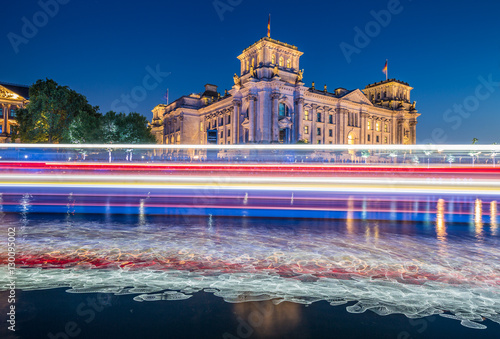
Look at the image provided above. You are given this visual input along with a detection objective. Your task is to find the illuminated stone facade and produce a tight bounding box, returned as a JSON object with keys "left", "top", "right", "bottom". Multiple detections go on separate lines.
{"left": 0, "top": 82, "right": 29, "bottom": 143}
{"left": 151, "top": 37, "right": 420, "bottom": 146}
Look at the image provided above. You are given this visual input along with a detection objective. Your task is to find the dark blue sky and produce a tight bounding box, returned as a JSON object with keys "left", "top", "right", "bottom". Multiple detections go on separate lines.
{"left": 2, "top": 0, "right": 500, "bottom": 143}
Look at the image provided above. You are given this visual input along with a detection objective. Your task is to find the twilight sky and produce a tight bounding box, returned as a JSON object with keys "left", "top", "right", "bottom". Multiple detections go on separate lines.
{"left": 1, "top": 0, "right": 500, "bottom": 144}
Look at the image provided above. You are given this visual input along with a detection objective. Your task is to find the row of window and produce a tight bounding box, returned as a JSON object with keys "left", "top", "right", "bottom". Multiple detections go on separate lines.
{"left": 303, "top": 126, "right": 390, "bottom": 143}
{"left": 0, "top": 108, "right": 17, "bottom": 118}
{"left": 245, "top": 55, "right": 293, "bottom": 72}
{"left": 367, "top": 121, "right": 389, "bottom": 132}
{"left": 207, "top": 115, "right": 232, "bottom": 129}
{"left": 304, "top": 110, "right": 335, "bottom": 123}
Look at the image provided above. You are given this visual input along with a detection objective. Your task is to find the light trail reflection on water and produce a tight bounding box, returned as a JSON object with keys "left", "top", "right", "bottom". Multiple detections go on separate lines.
{"left": 0, "top": 208, "right": 499, "bottom": 330}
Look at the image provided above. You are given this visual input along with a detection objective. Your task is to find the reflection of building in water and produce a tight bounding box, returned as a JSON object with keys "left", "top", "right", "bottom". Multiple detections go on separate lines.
{"left": 151, "top": 34, "right": 420, "bottom": 149}
{"left": 436, "top": 199, "right": 447, "bottom": 242}
{"left": 491, "top": 201, "right": 497, "bottom": 235}
{"left": 230, "top": 301, "right": 301, "bottom": 338}
{"left": 346, "top": 196, "right": 355, "bottom": 234}
{"left": 475, "top": 199, "right": 483, "bottom": 237}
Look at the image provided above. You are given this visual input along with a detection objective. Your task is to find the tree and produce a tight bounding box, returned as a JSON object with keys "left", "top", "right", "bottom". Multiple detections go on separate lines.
{"left": 101, "top": 111, "right": 155, "bottom": 144}
{"left": 101, "top": 111, "right": 156, "bottom": 162}
{"left": 13, "top": 79, "right": 99, "bottom": 143}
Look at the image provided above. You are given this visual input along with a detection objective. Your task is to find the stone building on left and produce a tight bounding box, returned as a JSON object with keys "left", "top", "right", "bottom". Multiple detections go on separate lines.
{"left": 0, "top": 82, "right": 29, "bottom": 143}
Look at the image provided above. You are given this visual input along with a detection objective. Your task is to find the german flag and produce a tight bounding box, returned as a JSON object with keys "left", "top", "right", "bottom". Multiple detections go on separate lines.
{"left": 268, "top": 14, "right": 271, "bottom": 38}
{"left": 382, "top": 60, "right": 388, "bottom": 79}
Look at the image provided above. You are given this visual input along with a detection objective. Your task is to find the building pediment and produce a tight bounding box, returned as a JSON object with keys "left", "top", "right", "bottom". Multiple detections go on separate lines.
{"left": 278, "top": 117, "right": 293, "bottom": 129}
{"left": 340, "top": 89, "right": 373, "bottom": 106}
{"left": 0, "top": 83, "right": 29, "bottom": 101}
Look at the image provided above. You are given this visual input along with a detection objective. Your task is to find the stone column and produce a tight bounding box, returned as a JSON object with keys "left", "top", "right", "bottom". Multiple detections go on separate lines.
{"left": 1, "top": 104, "right": 7, "bottom": 135}
{"left": 232, "top": 100, "right": 241, "bottom": 144}
{"left": 322, "top": 107, "right": 328, "bottom": 144}
{"left": 410, "top": 120, "right": 417, "bottom": 144}
{"left": 248, "top": 95, "right": 256, "bottom": 142}
{"left": 337, "top": 108, "right": 347, "bottom": 144}
{"left": 271, "top": 92, "right": 280, "bottom": 142}
{"left": 311, "top": 104, "right": 317, "bottom": 144}
{"left": 360, "top": 112, "right": 369, "bottom": 144}
{"left": 258, "top": 91, "right": 268, "bottom": 142}
{"left": 397, "top": 118, "right": 404, "bottom": 144}
{"left": 295, "top": 98, "right": 304, "bottom": 142}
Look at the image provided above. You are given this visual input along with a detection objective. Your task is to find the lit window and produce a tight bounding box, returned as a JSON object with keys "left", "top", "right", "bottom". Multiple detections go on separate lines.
{"left": 0, "top": 108, "right": 3, "bottom": 118}
{"left": 9, "top": 108, "right": 16, "bottom": 118}
{"left": 304, "top": 110, "right": 309, "bottom": 121}
{"left": 329, "top": 115, "right": 333, "bottom": 124}
{"left": 317, "top": 140, "right": 321, "bottom": 144}
{"left": 287, "top": 59, "right": 291, "bottom": 68}
{"left": 384, "top": 136, "right": 388, "bottom": 143}
{"left": 347, "top": 133, "right": 355, "bottom": 145}
{"left": 384, "top": 124, "right": 388, "bottom": 132}
{"left": 329, "top": 129, "right": 333, "bottom": 137}
{"left": 271, "top": 55, "right": 276, "bottom": 64}
{"left": 317, "top": 128, "right": 321, "bottom": 136}
{"left": 252, "top": 58, "right": 255, "bottom": 67}
{"left": 304, "top": 126, "right": 309, "bottom": 134}
{"left": 376, "top": 122, "right": 380, "bottom": 131}
{"left": 317, "top": 113, "right": 321, "bottom": 122}
{"left": 367, "top": 121, "right": 371, "bottom": 130}
{"left": 279, "top": 103, "right": 289, "bottom": 117}
{"left": 279, "top": 57, "right": 284, "bottom": 67}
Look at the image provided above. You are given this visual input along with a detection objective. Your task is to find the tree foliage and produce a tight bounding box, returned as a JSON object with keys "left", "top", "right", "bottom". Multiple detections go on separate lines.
{"left": 12, "top": 79, "right": 155, "bottom": 144}
{"left": 13, "top": 79, "right": 99, "bottom": 143}
{"left": 101, "top": 111, "right": 156, "bottom": 144}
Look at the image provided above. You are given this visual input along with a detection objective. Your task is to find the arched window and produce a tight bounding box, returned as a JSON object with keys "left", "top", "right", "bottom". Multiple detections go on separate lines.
{"left": 279, "top": 57, "right": 284, "bottom": 67}
{"left": 347, "top": 132, "right": 356, "bottom": 145}
{"left": 271, "top": 55, "right": 276, "bottom": 64}
{"left": 287, "top": 59, "right": 291, "bottom": 68}
{"left": 279, "top": 103, "right": 289, "bottom": 117}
